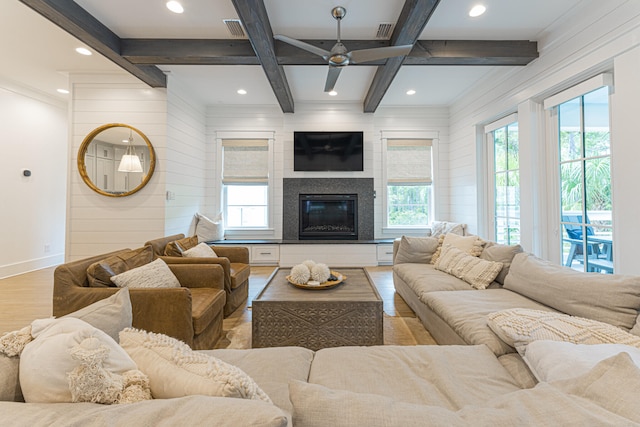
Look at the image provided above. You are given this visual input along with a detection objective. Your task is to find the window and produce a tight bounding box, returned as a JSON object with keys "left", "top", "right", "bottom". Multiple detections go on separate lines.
{"left": 386, "top": 139, "right": 432, "bottom": 227}
{"left": 486, "top": 117, "right": 520, "bottom": 244}
{"left": 222, "top": 139, "right": 269, "bottom": 228}
{"left": 545, "top": 76, "right": 613, "bottom": 273}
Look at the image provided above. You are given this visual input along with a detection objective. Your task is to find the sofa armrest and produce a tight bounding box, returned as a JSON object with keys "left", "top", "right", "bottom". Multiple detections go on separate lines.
{"left": 128, "top": 287, "right": 194, "bottom": 346}
{"left": 168, "top": 263, "right": 225, "bottom": 291}
{"left": 392, "top": 238, "right": 401, "bottom": 264}
{"left": 208, "top": 246, "right": 250, "bottom": 264}
{"left": 162, "top": 256, "right": 232, "bottom": 292}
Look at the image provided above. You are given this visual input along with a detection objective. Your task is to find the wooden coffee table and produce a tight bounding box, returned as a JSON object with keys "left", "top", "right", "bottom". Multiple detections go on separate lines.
{"left": 252, "top": 268, "right": 383, "bottom": 350}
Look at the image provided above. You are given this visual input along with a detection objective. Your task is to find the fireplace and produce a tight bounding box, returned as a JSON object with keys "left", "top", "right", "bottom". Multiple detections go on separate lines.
{"left": 299, "top": 194, "right": 358, "bottom": 240}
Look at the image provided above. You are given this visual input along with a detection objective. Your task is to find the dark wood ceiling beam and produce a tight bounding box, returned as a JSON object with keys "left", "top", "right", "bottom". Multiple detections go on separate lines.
{"left": 18, "top": 0, "right": 166, "bottom": 87}
{"left": 231, "top": 0, "right": 294, "bottom": 113}
{"left": 363, "top": 0, "right": 441, "bottom": 113}
{"left": 122, "top": 39, "right": 538, "bottom": 66}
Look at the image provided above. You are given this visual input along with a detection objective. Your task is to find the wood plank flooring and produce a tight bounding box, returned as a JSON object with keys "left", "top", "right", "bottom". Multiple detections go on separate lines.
{"left": 0, "top": 265, "right": 434, "bottom": 345}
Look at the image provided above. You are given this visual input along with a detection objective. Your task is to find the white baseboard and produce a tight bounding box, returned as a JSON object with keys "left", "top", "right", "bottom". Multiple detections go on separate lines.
{"left": 0, "top": 254, "right": 64, "bottom": 280}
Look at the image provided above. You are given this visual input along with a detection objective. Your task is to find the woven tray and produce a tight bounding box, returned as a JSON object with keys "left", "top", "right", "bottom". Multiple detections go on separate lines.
{"left": 286, "top": 271, "right": 345, "bottom": 290}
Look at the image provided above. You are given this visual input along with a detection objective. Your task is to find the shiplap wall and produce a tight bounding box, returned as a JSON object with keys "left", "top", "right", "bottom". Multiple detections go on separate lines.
{"left": 0, "top": 83, "right": 67, "bottom": 278}
{"left": 67, "top": 74, "right": 169, "bottom": 260}
{"left": 164, "top": 76, "right": 207, "bottom": 237}
{"left": 206, "top": 102, "right": 449, "bottom": 240}
{"left": 447, "top": 0, "right": 640, "bottom": 273}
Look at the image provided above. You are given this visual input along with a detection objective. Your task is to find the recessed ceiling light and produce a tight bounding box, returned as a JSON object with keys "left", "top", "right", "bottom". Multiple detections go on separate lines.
{"left": 237, "top": 89, "right": 247, "bottom": 95}
{"left": 57, "top": 88, "right": 69, "bottom": 94}
{"left": 406, "top": 89, "right": 416, "bottom": 95}
{"left": 75, "top": 47, "right": 92, "bottom": 56}
{"left": 166, "top": 1, "right": 184, "bottom": 14}
{"left": 469, "top": 5, "right": 486, "bottom": 17}
{"left": 328, "top": 91, "right": 338, "bottom": 96}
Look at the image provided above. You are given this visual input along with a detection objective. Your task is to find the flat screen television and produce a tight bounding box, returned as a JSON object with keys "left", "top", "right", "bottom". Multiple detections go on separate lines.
{"left": 294, "top": 131, "right": 364, "bottom": 172}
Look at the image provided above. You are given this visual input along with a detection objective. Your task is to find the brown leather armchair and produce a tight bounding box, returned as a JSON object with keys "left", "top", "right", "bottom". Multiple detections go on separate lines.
{"left": 145, "top": 235, "right": 251, "bottom": 317}
{"left": 53, "top": 247, "right": 226, "bottom": 350}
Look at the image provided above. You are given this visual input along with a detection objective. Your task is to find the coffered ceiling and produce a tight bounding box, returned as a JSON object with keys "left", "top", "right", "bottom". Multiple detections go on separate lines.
{"left": 6, "top": 0, "right": 584, "bottom": 112}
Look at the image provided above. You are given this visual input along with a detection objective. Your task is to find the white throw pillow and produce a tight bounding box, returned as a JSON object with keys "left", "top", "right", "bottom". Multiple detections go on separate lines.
{"left": 431, "top": 233, "right": 484, "bottom": 264}
{"left": 119, "top": 328, "right": 271, "bottom": 403}
{"left": 19, "top": 318, "right": 137, "bottom": 403}
{"left": 195, "top": 212, "right": 224, "bottom": 242}
{"left": 429, "top": 221, "right": 466, "bottom": 237}
{"left": 435, "top": 245, "right": 503, "bottom": 290}
{"left": 183, "top": 242, "right": 218, "bottom": 258}
{"left": 520, "top": 340, "right": 640, "bottom": 383}
{"left": 110, "top": 258, "right": 180, "bottom": 289}
{"left": 487, "top": 308, "right": 640, "bottom": 350}
{"left": 63, "top": 288, "right": 132, "bottom": 342}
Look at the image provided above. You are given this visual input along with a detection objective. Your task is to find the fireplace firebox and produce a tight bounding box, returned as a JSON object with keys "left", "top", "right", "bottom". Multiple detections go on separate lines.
{"left": 299, "top": 194, "right": 358, "bottom": 240}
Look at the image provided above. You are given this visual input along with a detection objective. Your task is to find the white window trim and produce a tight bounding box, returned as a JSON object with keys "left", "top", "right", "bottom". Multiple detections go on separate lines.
{"left": 215, "top": 131, "right": 275, "bottom": 235}
{"left": 380, "top": 130, "right": 439, "bottom": 234}
{"left": 543, "top": 73, "right": 613, "bottom": 110}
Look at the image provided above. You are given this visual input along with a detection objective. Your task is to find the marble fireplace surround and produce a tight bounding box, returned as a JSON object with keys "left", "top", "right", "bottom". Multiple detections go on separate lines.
{"left": 282, "top": 178, "right": 375, "bottom": 241}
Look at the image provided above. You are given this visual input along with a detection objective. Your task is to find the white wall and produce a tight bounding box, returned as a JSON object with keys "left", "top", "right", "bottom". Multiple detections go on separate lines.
{"left": 165, "top": 76, "right": 208, "bottom": 237}
{"left": 206, "top": 102, "right": 449, "bottom": 240}
{"left": 448, "top": 0, "right": 640, "bottom": 273}
{"left": 67, "top": 74, "right": 169, "bottom": 260}
{"left": 0, "top": 82, "right": 67, "bottom": 278}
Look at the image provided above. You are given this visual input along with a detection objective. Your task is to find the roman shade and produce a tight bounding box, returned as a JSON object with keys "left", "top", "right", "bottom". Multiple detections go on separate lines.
{"left": 222, "top": 139, "right": 268, "bottom": 184}
{"left": 386, "top": 139, "right": 432, "bottom": 184}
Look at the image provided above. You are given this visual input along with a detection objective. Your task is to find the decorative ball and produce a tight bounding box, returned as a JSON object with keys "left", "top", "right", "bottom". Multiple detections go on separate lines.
{"left": 302, "top": 259, "right": 316, "bottom": 271}
{"left": 311, "top": 263, "right": 331, "bottom": 283}
{"left": 290, "top": 264, "right": 311, "bottom": 284}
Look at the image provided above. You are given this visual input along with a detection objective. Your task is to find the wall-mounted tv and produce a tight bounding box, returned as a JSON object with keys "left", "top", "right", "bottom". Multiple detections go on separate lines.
{"left": 294, "top": 131, "right": 364, "bottom": 172}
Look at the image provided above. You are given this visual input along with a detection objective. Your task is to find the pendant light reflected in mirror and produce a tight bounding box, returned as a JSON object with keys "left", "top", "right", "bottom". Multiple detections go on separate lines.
{"left": 118, "top": 129, "right": 143, "bottom": 173}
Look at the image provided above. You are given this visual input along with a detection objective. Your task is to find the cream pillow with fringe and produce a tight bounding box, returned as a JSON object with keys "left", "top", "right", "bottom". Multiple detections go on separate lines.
{"left": 431, "top": 233, "right": 484, "bottom": 265}
{"left": 119, "top": 328, "right": 272, "bottom": 403}
{"left": 434, "top": 244, "right": 503, "bottom": 290}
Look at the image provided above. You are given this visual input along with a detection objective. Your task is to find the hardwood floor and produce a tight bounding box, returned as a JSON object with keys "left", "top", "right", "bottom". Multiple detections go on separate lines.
{"left": 0, "top": 265, "right": 434, "bottom": 345}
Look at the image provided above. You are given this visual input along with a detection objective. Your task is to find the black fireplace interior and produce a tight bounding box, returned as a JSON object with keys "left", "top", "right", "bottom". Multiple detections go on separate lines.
{"left": 299, "top": 194, "right": 358, "bottom": 240}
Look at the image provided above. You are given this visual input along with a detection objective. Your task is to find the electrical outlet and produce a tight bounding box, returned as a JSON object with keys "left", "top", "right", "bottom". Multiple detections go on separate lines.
{"left": 44, "top": 244, "right": 51, "bottom": 253}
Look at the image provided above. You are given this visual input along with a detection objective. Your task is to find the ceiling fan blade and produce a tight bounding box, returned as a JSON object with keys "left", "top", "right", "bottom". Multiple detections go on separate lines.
{"left": 349, "top": 44, "right": 414, "bottom": 64}
{"left": 274, "top": 34, "right": 331, "bottom": 59}
{"left": 324, "top": 66, "right": 342, "bottom": 92}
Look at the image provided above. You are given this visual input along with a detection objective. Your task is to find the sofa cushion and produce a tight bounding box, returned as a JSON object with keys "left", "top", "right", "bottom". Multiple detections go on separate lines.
{"left": 208, "top": 346, "right": 315, "bottom": 415}
{"left": 434, "top": 245, "right": 503, "bottom": 290}
{"left": 164, "top": 236, "right": 198, "bottom": 256}
{"left": 422, "top": 289, "right": 557, "bottom": 356}
{"left": 20, "top": 318, "right": 137, "bottom": 403}
{"left": 431, "top": 233, "right": 484, "bottom": 264}
{"left": 190, "top": 288, "right": 226, "bottom": 335}
{"left": 308, "top": 345, "right": 520, "bottom": 408}
{"left": 505, "top": 253, "right": 640, "bottom": 330}
{"left": 0, "top": 354, "right": 21, "bottom": 402}
{"left": 110, "top": 258, "right": 181, "bottom": 289}
{"left": 183, "top": 242, "right": 218, "bottom": 258}
{"left": 487, "top": 308, "right": 640, "bottom": 350}
{"left": 480, "top": 242, "right": 523, "bottom": 285}
{"left": 119, "top": 328, "right": 271, "bottom": 402}
{"left": 86, "top": 246, "right": 154, "bottom": 287}
{"left": 394, "top": 236, "right": 440, "bottom": 264}
{"left": 393, "top": 263, "right": 474, "bottom": 299}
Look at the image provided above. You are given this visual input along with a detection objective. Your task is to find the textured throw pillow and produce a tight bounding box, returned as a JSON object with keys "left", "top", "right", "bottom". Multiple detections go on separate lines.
{"left": 195, "top": 212, "right": 224, "bottom": 242}
{"left": 183, "top": 242, "right": 218, "bottom": 258}
{"left": 63, "top": 288, "right": 132, "bottom": 343}
{"left": 110, "top": 258, "right": 180, "bottom": 289}
{"left": 429, "top": 221, "right": 466, "bottom": 237}
{"left": 479, "top": 242, "right": 523, "bottom": 285}
{"left": 119, "top": 328, "right": 271, "bottom": 402}
{"left": 164, "top": 236, "right": 199, "bottom": 257}
{"left": 87, "top": 246, "right": 154, "bottom": 287}
{"left": 520, "top": 340, "right": 640, "bottom": 383}
{"left": 487, "top": 308, "right": 640, "bottom": 350}
{"left": 434, "top": 245, "right": 504, "bottom": 290}
{"left": 394, "top": 236, "right": 440, "bottom": 264}
{"left": 19, "top": 318, "right": 138, "bottom": 403}
{"left": 431, "top": 233, "right": 484, "bottom": 264}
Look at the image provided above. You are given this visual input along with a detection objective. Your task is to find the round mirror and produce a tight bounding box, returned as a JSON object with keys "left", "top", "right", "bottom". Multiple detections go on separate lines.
{"left": 78, "top": 124, "right": 156, "bottom": 197}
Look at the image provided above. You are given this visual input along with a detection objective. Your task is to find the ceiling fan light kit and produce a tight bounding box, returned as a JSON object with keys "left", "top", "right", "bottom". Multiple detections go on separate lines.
{"left": 274, "top": 6, "right": 413, "bottom": 93}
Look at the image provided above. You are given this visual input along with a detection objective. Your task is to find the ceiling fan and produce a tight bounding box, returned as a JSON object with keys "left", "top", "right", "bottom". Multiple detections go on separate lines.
{"left": 274, "top": 6, "right": 414, "bottom": 92}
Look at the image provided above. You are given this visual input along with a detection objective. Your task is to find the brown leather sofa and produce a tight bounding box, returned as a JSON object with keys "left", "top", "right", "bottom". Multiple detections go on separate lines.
{"left": 53, "top": 247, "right": 226, "bottom": 350}
{"left": 145, "top": 234, "right": 251, "bottom": 317}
